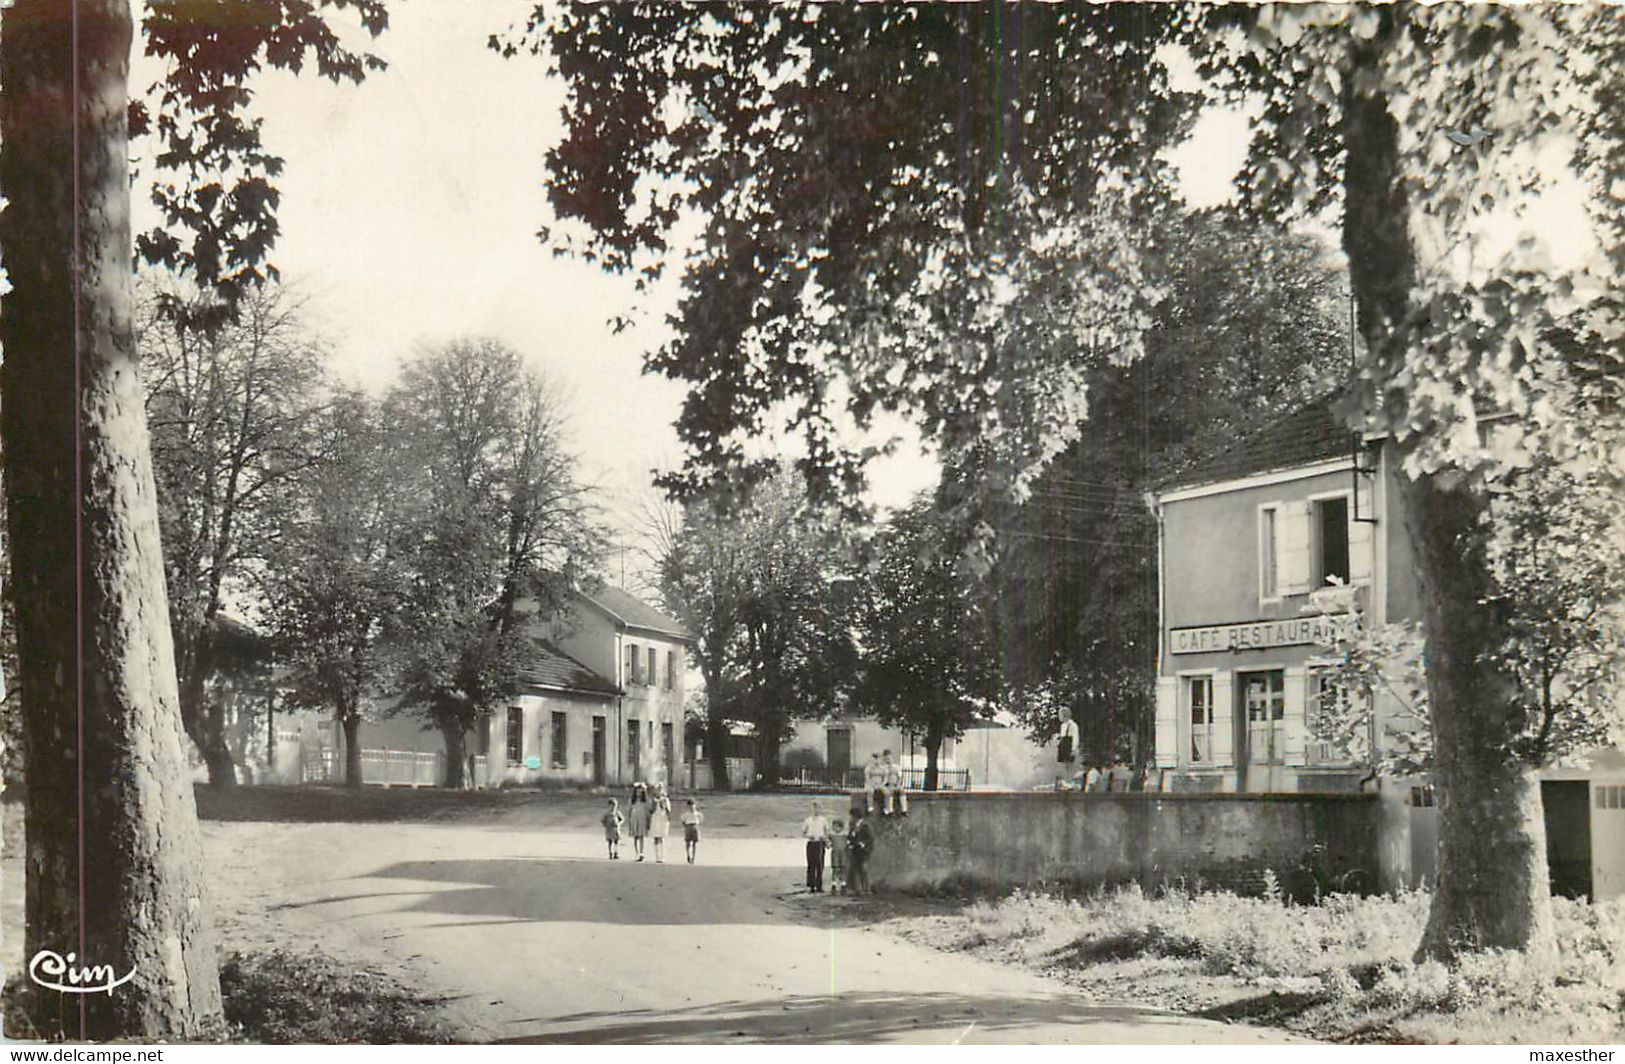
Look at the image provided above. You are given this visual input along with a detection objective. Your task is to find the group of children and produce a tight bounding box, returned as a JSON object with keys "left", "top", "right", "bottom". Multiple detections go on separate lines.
{"left": 799, "top": 800, "right": 875, "bottom": 895}
{"left": 601, "top": 783, "right": 705, "bottom": 864}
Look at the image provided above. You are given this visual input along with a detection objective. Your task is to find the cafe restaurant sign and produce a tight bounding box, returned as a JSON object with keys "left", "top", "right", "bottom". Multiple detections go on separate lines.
{"left": 1169, "top": 613, "right": 1354, "bottom": 655}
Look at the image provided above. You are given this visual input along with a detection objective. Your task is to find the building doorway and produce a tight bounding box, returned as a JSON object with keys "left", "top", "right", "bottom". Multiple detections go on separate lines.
{"left": 827, "top": 727, "right": 852, "bottom": 784}
{"left": 1542, "top": 780, "right": 1593, "bottom": 900}
{"left": 1237, "top": 670, "right": 1285, "bottom": 792}
{"left": 591, "top": 716, "right": 606, "bottom": 786}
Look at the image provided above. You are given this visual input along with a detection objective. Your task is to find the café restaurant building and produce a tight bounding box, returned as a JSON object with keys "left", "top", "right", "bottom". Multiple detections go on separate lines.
{"left": 1147, "top": 397, "right": 1625, "bottom": 900}
{"left": 1146, "top": 397, "right": 1419, "bottom": 794}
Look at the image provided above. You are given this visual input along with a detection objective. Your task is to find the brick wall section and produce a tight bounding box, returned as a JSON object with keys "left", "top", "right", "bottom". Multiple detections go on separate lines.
{"left": 860, "top": 791, "right": 1391, "bottom": 900}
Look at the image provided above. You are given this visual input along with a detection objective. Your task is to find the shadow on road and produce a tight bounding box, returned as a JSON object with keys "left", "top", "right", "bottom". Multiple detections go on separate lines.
{"left": 496, "top": 990, "right": 1210, "bottom": 1043}
{"left": 305, "top": 856, "right": 821, "bottom": 926}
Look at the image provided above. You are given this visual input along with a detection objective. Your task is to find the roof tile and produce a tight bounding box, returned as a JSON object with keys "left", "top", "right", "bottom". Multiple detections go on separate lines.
{"left": 518, "top": 639, "right": 619, "bottom": 696}
{"left": 1160, "top": 394, "right": 1355, "bottom": 492}
{"left": 582, "top": 586, "right": 694, "bottom": 640}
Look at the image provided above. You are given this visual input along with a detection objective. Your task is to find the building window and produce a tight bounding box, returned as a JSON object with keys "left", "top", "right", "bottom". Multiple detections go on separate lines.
{"left": 1307, "top": 669, "right": 1355, "bottom": 763}
{"left": 1259, "top": 505, "right": 1279, "bottom": 601}
{"left": 1241, "top": 670, "right": 1285, "bottom": 764}
{"left": 662, "top": 722, "right": 675, "bottom": 771}
{"left": 647, "top": 647, "right": 657, "bottom": 688}
{"left": 1315, "top": 496, "right": 1351, "bottom": 586}
{"left": 627, "top": 719, "right": 641, "bottom": 769}
{"left": 1188, "top": 676, "right": 1214, "bottom": 763}
{"left": 665, "top": 650, "right": 676, "bottom": 691}
{"left": 625, "top": 642, "right": 639, "bottom": 686}
{"left": 506, "top": 706, "right": 524, "bottom": 764}
{"left": 550, "top": 711, "right": 567, "bottom": 769}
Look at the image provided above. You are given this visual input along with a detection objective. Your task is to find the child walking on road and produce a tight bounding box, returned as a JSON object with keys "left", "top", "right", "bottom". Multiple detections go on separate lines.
{"left": 602, "top": 798, "right": 624, "bottom": 860}
{"left": 681, "top": 798, "right": 704, "bottom": 864}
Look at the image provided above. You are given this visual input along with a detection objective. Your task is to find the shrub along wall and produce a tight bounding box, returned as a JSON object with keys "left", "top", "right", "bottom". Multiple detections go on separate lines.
{"left": 861, "top": 791, "right": 1403, "bottom": 900}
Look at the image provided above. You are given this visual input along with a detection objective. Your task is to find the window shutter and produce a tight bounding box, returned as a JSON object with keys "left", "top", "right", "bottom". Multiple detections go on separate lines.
{"left": 1349, "top": 487, "right": 1374, "bottom": 584}
{"left": 1282, "top": 667, "right": 1308, "bottom": 764}
{"left": 1277, "top": 501, "right": 1313, "bottom": 594}
{"left": 1209, "top": 673, "right": 1235, "bottom": 765}
{"left": 1154, "top": 677, "right": 1178, "bottom": 767}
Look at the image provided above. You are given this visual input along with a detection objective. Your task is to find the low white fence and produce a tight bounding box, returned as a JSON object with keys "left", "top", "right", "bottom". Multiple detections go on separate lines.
{"left": 311, "top": 748, "right": 442, "bottom": 787}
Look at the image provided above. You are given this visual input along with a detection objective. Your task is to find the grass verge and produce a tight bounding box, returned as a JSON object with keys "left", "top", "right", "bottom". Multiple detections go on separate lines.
{"left": 887, "top": 883, "right": 1625, "bottom": 1044}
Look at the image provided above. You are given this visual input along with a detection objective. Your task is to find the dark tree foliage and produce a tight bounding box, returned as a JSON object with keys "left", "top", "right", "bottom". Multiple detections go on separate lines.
{"left": 997, "top": 210, "right": 1350, "bottom": 764}
{"left": 503, "top": 3, "right": 1194, "bottom": 513}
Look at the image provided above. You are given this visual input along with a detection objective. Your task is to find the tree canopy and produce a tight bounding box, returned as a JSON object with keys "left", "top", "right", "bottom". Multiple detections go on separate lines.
{"left": 504, "top": 3, "right": 1195, "bottom": 513}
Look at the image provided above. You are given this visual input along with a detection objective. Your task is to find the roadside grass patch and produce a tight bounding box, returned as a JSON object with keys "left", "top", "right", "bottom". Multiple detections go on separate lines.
{"left": 4, "top": 950, "right": 453, "bottom": 1043}
{"left": 900, "top": 885, "right": 1625, "bottom": 1043}
{"left": 220, "top": 949, "right": 454, "bottom": 1043}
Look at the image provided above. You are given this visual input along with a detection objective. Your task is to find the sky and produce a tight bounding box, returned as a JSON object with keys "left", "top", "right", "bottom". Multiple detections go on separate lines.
{"left": 128, "top": 4, "right": 1256, "bottom": 547}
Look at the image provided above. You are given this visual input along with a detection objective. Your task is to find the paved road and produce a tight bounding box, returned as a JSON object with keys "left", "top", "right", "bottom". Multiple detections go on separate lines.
{"left": 212, "top": 800, "right": 1306, "bottom": 1045}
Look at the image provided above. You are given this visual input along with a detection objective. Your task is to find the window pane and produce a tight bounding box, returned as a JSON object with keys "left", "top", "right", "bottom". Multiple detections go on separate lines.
{"left": 1319, "top": 497, "right": 1350, "bottom": 585}
{"left": 506, "top": 707, "right": 524, "bottom": 763}
{"left": 551, "top": 711, "right": 567, "bottom": 768}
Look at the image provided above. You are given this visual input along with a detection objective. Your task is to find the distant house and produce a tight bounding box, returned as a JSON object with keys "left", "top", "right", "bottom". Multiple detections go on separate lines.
{"left": 1146, "top": 396, "right": 1625, "bottom": 900}
{"left": 781, "top": 716, "right": 964, "bottom": 788}
{"left": 360, "top": 584, "right": 694, "bottom": 790}
{"left": 490, "top": 584, "right": 694, "bottom": 789}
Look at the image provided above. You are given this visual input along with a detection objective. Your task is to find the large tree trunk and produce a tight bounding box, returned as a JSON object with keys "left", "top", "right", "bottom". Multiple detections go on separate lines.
{"left": 340, "top": 712, "right": 363, "bottom": 789}
{"left": 1399, "top": 466, "right": 1554, "bottom": 960}
{"left": 754, "top": 721, "right": 782, "bottom": 788}
{"left": 440, "top": 717, "right": 468, "bottom": 789}
{"left": 178, "top": 630, "right": 236, "bottom": 787}
{"left": 1341, "top": 29, "right": 1553, "bottom": 961}
{"left": 0, "top": 0, "right": 224, "bottom": 1038}
{"left": 923, "top": 732, "right": 941, "bottom": 792}
{"left": 705, "top": 704, "right": 731, "bottom": 791}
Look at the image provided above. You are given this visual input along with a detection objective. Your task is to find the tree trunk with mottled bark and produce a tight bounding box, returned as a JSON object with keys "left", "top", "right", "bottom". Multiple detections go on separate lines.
{"left": 923, "top": 734, "right": 941, "bottom": 792}
{"left": 705, "top": 708, "right": 731, "bottom": 791}
{"left": 1398, "top": 466, "right": 1555, "bottom": 959}
{"left": 1341, "top": 33, "right": 1554, "bottom": 961}
{"left": 340, "top": 711, "right": 363, "bottom": 789}
{"left": 0, "top": 0, "right": 224, "bottom": 1037}
{"left": 440, "top": 716, "right": 468, "bottom": 789}
{"left": 178, "top": 633, "right": 237, "bottom": 786}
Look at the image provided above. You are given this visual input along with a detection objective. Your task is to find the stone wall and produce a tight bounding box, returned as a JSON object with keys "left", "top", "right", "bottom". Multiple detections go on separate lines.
{"left": 860, "top": 790, "right": 1401, "bottom": 900}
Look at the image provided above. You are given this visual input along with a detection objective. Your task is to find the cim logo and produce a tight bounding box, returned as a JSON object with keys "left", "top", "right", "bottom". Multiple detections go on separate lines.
{"left": 27, "top": 950, "right": 135, "bottom": 995}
